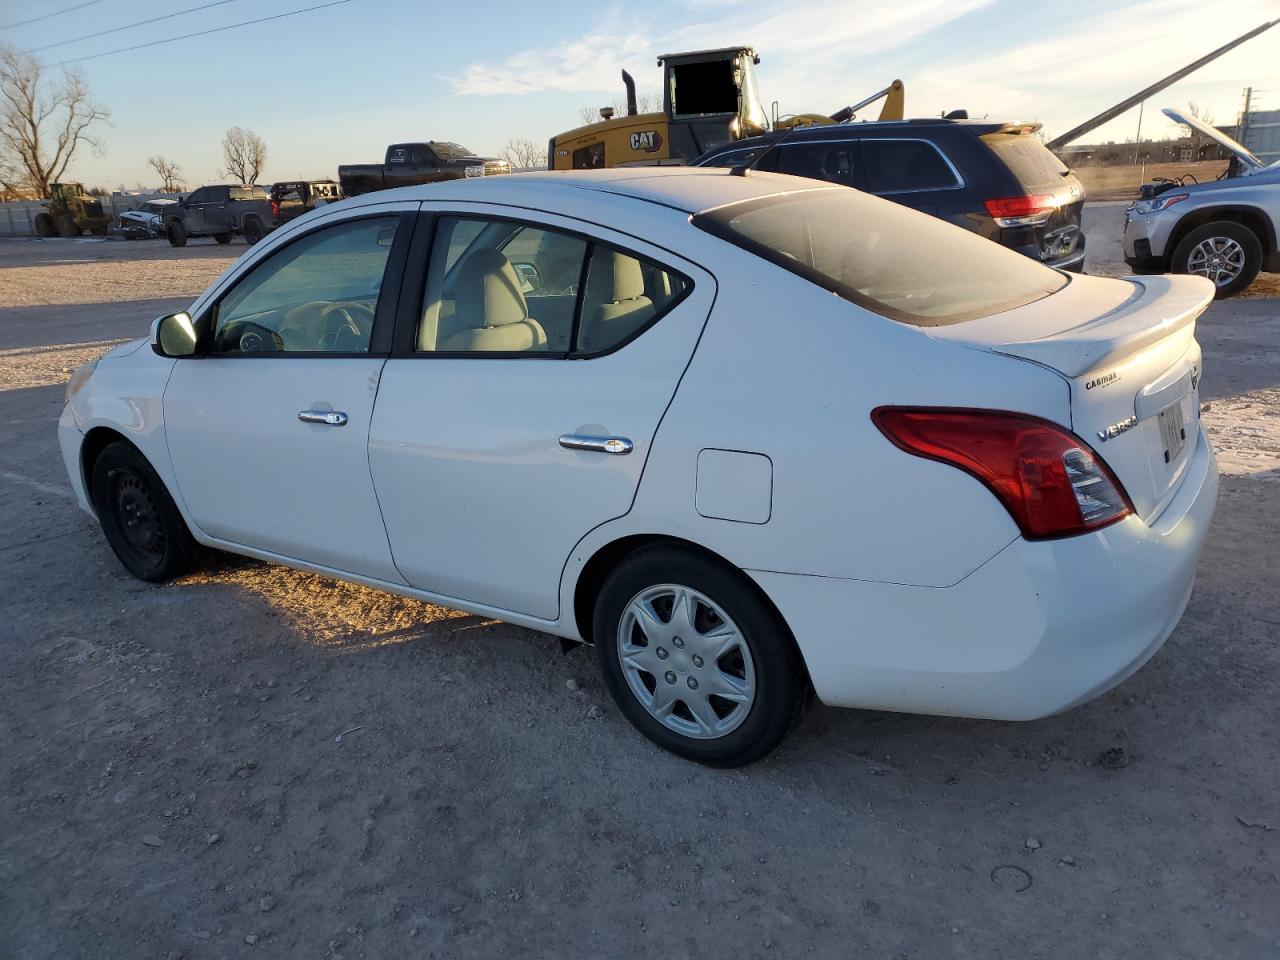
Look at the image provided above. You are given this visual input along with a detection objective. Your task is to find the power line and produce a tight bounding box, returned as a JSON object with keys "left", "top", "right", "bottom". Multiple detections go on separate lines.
{"left": 1, "top": 0, "right": 107, "bottom": 31}
{"left": 54, "top": 0, "right": 353, "bottom": 66}
{"left": 34, "top": 0, "right": 245, "bottom": 53}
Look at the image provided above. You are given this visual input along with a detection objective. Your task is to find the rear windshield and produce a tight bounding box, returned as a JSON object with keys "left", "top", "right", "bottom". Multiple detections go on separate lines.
{"left": 230, "top": 186, "right": 268, "bottom": 200}
{"left": 692, "top": 188, "right": 1068, "bottom": 326}
{"left": 983, "top": 134, "right": 1069, "bottom": 189}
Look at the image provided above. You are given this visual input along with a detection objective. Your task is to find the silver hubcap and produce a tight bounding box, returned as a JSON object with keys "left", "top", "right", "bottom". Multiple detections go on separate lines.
{"left": 1187, "top": 237, "right": 1245, "bottom": 287}
{"left": 616, "top": 584, "right": 756, "bottom": 740}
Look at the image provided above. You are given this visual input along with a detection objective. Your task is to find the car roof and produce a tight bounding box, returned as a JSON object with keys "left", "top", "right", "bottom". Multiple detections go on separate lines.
{"left": 344, "top": 168, "right": 834, "bottom": 215}
{"left": 701, "top": 119, "right": 1033, "bottom": 153}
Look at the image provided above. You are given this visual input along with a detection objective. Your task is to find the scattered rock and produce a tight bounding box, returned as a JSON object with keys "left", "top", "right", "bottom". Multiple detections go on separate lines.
{"left": 1025, "top": 838, "right": 1041, "bottom": 851}
{"left": 259, "top": 895, "right": 276, "bottom": 913}
{"left": 565, "top": 678, "right": 579, "bottom": 692}
{"left": 195, "top": 930, "right": 211, "bottom": 940}
{"left": 113, "top": 784, "right": 140, "bottom": 805}
{"left": 244, "top": 934, "right": 258, "bottom": 945}
{"left": 1059, "top": 855, "right": 1076, "bottom": 866}
{"left": 141, "top": 834, "right": 163, "bottom": 847}
{"left": 1236, "top": 816, "right": 1275, "bottom": 831}
{"left": 1098, "top": 747, "right": 1129, "bottom": 770}
{"left": 206, "top": 833, "right": 222, "bottom": 846}
{"left": 586, "top": 705, "right": 604, "bottom": 720}
{"left": 409, "top": 928, "right": 418, "bottom": 937}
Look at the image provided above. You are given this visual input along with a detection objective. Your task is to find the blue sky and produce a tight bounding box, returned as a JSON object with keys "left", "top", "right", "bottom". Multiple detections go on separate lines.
{"left": 2, "top": 0, "right": 1277, "bottom": 188}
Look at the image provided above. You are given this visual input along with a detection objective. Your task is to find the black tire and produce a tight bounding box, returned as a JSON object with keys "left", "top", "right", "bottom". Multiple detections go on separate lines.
{"left": 167, "top": 221, "right": 187, "bottom": 247}
{"left": 1171, "top": 221, "right": 1262, "bottom": 299}
{"left": 593, "top": 546, "right": 809, "bottom": 767}
{"left": 90, "top": 224, "right": 108, "bottom": 236}
{"left": 242, "top": 218, "right": 264, "bottom": 246}
{"left": 213, "top": 233, "right": 232, "bottom": 245}
{"left": 56, "top": 214, "right": 79, "bottom": 238}
{"left": 33, "top": 212, "right": 54, "bottom": 238}
{"left": 90, "top": 441, "right": 197, "bottom": 582}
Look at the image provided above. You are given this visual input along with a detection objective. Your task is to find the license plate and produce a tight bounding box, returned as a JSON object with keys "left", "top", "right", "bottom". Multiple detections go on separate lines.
{"left": 1158, "top": 402, "right": 1186, "bottom": 464}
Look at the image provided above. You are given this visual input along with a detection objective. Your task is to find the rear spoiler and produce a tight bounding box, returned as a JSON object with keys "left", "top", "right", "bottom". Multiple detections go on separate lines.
{"left": 987, "top": 122, "right": 1043, "bottom": 137}
{"left": 992, "top": 275, "right": 1213, "bottom": 377}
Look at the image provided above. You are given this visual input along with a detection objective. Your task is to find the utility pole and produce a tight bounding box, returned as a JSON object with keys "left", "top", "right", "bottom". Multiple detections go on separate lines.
{"left": 1240, "top": 86, "right": 1254, "bottom": 150}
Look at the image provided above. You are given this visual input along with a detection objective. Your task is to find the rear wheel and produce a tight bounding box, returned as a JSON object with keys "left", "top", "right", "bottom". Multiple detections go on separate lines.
{"left": 593, "top": 546, "right": 808, "bottom": 767}
{"left": 213, "top": 233, "right": 231, "bottom": 245}
{"left": 1171, "top": 221, "right": 1262, "bottom": 299}
{"left": 33, "top": 212, "right": 54, "bottom": 237}
{"left": 242, "top": 218, "right": 264, "bottom": 246}
{"left": 90, "top": 442, "right": 197, "bottom": 582}
{"left": 167, "top": 221, "right": 187, "bottom": 247}
{"left": 56, "top": 214, "right": 79, "bottom": 238}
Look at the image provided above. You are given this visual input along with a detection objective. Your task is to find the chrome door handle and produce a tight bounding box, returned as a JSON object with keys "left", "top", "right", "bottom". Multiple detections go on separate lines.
{"left": 298, "top": 409, "right": 349, "bottom": 426}
{"left": 559, "top": 434, "right": 633, "bottom": 455}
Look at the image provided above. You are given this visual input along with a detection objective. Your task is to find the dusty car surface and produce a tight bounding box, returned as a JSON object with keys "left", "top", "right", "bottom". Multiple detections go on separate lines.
{"left": 59, "top": 169, "right": 1218, "bottom": 766}
{"left": 1125, "top": 108, "right": 1280, "bottom": 297}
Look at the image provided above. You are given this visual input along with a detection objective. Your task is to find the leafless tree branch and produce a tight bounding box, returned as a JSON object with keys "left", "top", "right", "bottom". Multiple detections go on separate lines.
{"left": 220, "top": 126, "right": 267, "bottom": 184}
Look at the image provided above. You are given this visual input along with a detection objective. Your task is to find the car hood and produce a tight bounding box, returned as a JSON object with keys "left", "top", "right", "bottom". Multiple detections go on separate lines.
{"left": 1162, "top": 107, "right": 1267, "bottom": 173}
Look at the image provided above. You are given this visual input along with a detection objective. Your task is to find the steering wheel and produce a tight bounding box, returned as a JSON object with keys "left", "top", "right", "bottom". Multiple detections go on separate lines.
{"left": 317, "top": 301, "right": 374, "bottom": 350}
{"left": 235, "top": 321, "right": 283, "bottom": 353}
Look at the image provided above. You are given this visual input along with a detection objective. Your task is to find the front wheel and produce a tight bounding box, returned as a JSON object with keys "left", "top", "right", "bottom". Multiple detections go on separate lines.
{"left": 91, "top": 442, "right": 197, "bottom": 582}
{"left": 593, "top": 547, "right": 808, "bottom": 767}
{"left": 33, "top": 213, "right": 54, "bottom": 237}
{"left": 1171, "top": 221, "right": 1262, "bottom": 299}
{"left": 167, "top": 221, "right": 187, "bottom": 247}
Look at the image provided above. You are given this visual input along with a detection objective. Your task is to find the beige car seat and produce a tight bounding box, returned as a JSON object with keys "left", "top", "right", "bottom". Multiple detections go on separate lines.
{"left": 440, "top": 249, "right": 548, "bottom": 352}
{"left": 578, "top": 251, "right": 655, "bottom": 353}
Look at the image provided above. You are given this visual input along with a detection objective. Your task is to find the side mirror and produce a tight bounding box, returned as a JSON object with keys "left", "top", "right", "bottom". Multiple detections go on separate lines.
{"left": 151, "top": 312, "right": 198, "bottom": 357}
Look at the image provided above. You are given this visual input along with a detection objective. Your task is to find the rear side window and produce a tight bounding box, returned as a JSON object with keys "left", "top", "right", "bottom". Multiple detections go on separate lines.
{"left": 983, "top": 134, "right": 1068, "bottom": 189}
{"left": 776, "top": 141, "right": 859, "bottom": 187}
{"left": 862, "top": 140, "right": 959, "bottom": 193}
{"left": 692, "top": 188, "right": 1067, "bottom": 326}
{"left": 699, "top": 145, "right": 771, "bottom": 168}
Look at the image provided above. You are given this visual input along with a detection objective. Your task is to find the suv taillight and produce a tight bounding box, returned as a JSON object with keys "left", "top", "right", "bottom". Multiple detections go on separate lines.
{"left": 984, "top": 194, "right": 1056, "bottom": 227}
{"left": 872, "top": 407, "right": 1133, "bottom": 539}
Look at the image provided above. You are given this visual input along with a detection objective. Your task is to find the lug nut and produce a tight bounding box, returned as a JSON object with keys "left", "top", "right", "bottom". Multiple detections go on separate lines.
{"left": 687, "top": 677, "right": 699, "bottom": 690}
{"left": 656, "top": 647, "right": 669, "bottom": 660}
{"left": 664, "top": 671, "right": 677, "bottom": 685}
{"left": 692, "top": 655, "right": 704, "bottom": 668}
{"left": 673, "top": 636, "right": 685, "bottom": 649}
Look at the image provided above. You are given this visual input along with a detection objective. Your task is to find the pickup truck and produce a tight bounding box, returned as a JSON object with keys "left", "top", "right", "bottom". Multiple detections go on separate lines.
{"left": 268, "top": 179, "right": 343, "bottom": 230}
{"left": 165, "top": 184, "right": 273, "bottom": 247}
{"left": 338, "top": 142, "right": 510, "bottom": 197}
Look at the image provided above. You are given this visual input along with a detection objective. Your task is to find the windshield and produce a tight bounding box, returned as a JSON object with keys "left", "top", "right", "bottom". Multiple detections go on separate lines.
{"left": 429, "top": 142, "right": 477, "bottom": 160}
{"left": 693, "top": 188, "right": 1069, "bottom": 326}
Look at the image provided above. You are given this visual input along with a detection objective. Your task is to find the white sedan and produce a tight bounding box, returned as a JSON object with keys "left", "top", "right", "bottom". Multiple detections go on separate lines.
{"left": 59, "top": 169, "right": 1219, "bottom": 766}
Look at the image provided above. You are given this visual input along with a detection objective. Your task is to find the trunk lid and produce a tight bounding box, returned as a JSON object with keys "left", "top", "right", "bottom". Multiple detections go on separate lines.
{"left": 930, "top": 273, "right": 1214, "bottom": 521}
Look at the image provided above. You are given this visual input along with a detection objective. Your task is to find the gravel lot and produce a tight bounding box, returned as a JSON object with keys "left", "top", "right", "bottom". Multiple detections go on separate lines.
{"left": 1, "top": 219, "right": 1278, "bottom": 959}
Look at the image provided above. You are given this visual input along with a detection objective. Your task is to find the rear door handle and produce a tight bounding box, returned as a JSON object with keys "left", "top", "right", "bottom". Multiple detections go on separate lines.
{"left": 298, "top": 410, "right": 349, "bottom": 426}
{"left": 559, "top": 434, "right": 633, "bottom": 455}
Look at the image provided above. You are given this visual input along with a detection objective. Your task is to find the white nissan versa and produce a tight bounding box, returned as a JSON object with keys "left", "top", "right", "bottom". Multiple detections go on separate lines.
{"left": 59, "top": 169, "right": 1219, "bottom": 766}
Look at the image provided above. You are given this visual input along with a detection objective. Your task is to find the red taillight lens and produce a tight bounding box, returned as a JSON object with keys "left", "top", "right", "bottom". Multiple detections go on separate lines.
{"left": 270, "top": 200, "right": 281, "bottom": 217}
{"left": 872, "top": 407, "right": 1133, "bottom": 539}
{"left": 984, "top": 194, "right": 1056, "bottom": 227}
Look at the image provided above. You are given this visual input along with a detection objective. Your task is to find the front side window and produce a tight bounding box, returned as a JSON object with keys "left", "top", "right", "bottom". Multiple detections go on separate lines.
{"left": 776, "top": 141, "right": 859, "bottom": 187}
{"left": 211, "top": 215, "right": 399, "bottom": 354}
{"left": 418, "top": 217, "right": 689, "bottom": 355}
{"left": 862, "top": 140, "right": 959, "bottom": 193}
{"left": 573, "top": 143, "right": 606, "bottom": 169}
{"left": 693, "top": 189, "right": 1066, "bottom": 326}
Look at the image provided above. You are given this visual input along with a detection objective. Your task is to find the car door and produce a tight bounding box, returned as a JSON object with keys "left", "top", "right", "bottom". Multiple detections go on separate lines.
{"left": 203, "top": 186, "right": 232, "bottom": 233}
{"left": 182, "top": 187, "right": 209, "bottom": 233}
{"left": 774, "top": 138, "right": 865, "bottom": 190}
{"left": 860, "top": 138, "right": 964, "bottom": 219}
{"left": 163, "top": 206, "right": 417, "bottom": 581}
{"left": 368, "top": 207, "right": 715, "bottom": 620}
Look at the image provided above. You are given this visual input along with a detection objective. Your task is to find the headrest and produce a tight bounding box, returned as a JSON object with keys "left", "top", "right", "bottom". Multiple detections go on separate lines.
{"left": 455, "top": 249, "right": 529, "bottom": 328}
{"left": 587, "top": 250, "right": 646, "bottom": 303}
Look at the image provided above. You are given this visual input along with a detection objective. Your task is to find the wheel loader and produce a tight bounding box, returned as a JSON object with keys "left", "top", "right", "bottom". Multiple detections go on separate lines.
{"left": 33, "top": 182, "right": 111, "bottom": 238}
{"left": 547, "top": 46, "right": 904, "bottom": 170}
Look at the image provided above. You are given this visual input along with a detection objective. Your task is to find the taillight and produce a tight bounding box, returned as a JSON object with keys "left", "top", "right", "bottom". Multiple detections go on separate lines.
{"left": 270, "top": 200, "right": 280, "bottom": 217}
{"left": 871, "top": 407, "right": 1133, "bottom": 539}
{"left": 984, "top": 194, "right": 1057, "bottom": 227}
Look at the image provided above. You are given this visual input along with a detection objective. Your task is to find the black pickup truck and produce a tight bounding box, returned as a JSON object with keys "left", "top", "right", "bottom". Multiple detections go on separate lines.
{"left": 338, "top": 142, "right": 510, "bottom": 197}
{"left": 268, "top": 179, "right": 343, "bottom": 229}
{"left": 166, "top": 184, "right": 273, "bottom": 246}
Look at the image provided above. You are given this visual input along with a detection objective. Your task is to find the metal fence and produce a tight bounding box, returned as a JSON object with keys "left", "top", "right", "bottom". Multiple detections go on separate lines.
{"left": 0, "top": 193, "right": 184, "bottom": 238}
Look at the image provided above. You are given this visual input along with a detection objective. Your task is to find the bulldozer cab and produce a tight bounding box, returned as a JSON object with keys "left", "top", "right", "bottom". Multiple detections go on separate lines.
{"left": 49, "top": 182, "right": 88, "bottom": 201}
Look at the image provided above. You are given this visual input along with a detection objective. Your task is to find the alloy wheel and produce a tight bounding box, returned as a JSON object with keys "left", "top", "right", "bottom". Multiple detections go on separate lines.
{"left": 616, "top": 584, "right": 756, "bottom": 739}
{"left": 1187, "top": 236, "right": 1245, "bottom": 287}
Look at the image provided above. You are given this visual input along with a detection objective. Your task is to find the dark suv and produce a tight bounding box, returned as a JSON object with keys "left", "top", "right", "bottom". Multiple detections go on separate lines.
{"left": 694, "top": 120, "right": 1086, "bottom": 272}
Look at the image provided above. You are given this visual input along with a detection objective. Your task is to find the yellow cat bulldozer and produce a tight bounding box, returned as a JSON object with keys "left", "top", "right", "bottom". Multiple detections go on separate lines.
{"left": 548, "top": 46, "right": 903, "bottom": 170}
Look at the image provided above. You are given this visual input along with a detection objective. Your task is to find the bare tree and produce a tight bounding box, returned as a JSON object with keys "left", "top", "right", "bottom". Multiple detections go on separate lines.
{"left": 147, "top": 154, "right": 184, "bottom": 192}
{"left": 500, "top": 137, "right": 545, "bottom": 170}
{"left": 576, "top": 91, "right": 662, "bottom": 126}
{"left": 1177, "top": 101, "right": 1217, "bottom": 160}
{"left": 220, "top": 126, "right": 267, "bottom": 184}
{"left": 0, "top": 45, "right": 110, "bottom": 198}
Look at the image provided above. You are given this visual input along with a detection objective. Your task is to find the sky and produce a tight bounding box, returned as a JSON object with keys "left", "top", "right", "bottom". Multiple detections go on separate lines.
{"left": 1, "top": 0, "right": 1277, "bottom": 190}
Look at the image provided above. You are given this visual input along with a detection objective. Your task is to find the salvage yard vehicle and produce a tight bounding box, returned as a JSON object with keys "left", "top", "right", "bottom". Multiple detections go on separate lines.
{"left": 33, "top": 182, "right": 111, "bottom": 238}
{"left": 269, "top": 180, "right": 342, "bottom": 230}
{"left": 338, "top": 142, "right": 509, "bottom": 197}
{"left": 116, "top": 198, "right": 177, "bottom": 239}
{"left": 60, "top": 169, "right": 1218, "bottom": 766}
{"left": 1124, "top": 107, "right": 1280, "bottom": 298}
{"left": 696, "top": 119, "right": 1087, "bottom": 271}
{"left": 166, "top": 184, "right": 272, "bottom": 247}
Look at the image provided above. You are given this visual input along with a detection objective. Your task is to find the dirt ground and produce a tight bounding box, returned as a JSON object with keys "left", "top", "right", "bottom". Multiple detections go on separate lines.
{"left": 1075, "top": 160, "right": 1230, "bottom": 202}
{"left": 1, "top": 222, "right": 1278, "bottom": 960}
